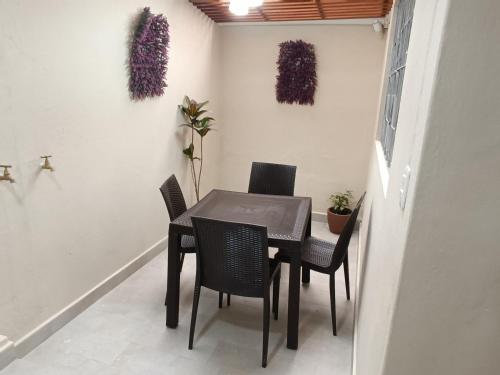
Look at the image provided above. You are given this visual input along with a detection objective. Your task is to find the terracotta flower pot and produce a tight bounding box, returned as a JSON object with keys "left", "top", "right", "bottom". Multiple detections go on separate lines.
{"left": 327, "top": 208, "right": 352, "bottom": 234}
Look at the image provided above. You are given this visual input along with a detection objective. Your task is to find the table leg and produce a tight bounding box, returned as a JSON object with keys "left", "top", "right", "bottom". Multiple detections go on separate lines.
{"left": 166, "top": 228, "right": 181, "bottom": 328}
{"left": 302, "top": 207, "right": 312, "bottom": 284}
{"left": 287, "top": 251, "right": 301, "bottom": 349}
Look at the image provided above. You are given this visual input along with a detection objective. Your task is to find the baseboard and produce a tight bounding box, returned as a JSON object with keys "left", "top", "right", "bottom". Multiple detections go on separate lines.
{"left": 0, "top": 336, "right": 16, "bottom": 370}
{"left": 312, "top": 211, "right": 327, "bottom": 222}
{"left": 8, "top": 236, "right": 167, "bottom": 366}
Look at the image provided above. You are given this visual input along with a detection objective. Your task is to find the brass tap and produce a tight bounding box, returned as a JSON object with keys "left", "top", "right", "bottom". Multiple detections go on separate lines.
{"left": 41, "top": 156, "right": 54, "bottom": 172}
{"left": 0, "top": 165, "right": 15, "bottom": 183}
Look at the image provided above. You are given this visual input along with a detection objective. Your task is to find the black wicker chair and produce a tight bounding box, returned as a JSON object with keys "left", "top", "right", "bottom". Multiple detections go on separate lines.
{"left": 248, "top": 162, "right": 297, "bottom": 196}
{"left": 159, "top": 175, "right": 195, "bottom": 273}
{"left": 189, "top": 217, "right": 281, "bottom": 368}
{"left": 276, "top": 193, "right": 365, "bottom": 336}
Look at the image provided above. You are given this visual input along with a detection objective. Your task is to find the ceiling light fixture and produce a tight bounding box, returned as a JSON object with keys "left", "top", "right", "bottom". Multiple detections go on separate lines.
{"left": 229, "top": 0, "right": 249, "bottom": 16}
{"left": 229, "top": 0, "right": 263, "bottom": 16}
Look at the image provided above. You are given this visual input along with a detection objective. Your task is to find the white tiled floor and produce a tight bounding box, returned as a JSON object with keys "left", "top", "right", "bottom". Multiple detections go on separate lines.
{"left": 2, "top": 222, "right": 358, "bottom": 375}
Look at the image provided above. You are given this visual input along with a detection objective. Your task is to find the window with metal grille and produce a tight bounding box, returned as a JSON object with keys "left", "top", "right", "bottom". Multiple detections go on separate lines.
{"left": 378, "top": 0, "right": 416, "bottom": 166}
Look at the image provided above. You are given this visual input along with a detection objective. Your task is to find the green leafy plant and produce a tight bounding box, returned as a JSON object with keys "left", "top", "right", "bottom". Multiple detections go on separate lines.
{"left": 329, "top": 190, "right": 353, "bottom": 215}
{"left": 179, "top": 96, "right": 215, "bottom": 202}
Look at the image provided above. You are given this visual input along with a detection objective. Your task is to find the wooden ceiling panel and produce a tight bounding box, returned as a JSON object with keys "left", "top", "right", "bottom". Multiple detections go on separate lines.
{"left": 189, "top": 0, "right": 393, "bottom": 23}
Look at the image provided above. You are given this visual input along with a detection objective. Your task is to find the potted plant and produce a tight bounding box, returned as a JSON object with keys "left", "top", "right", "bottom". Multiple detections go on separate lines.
{"left": 179, "top": 96, "right": 215, "bottom": 202}
{"left": 327, "top": 190, "right": 354, "bottom": 234}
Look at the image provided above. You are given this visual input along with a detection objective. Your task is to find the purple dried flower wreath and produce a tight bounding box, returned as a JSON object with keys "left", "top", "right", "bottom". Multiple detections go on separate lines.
{"left": 129, "top": 8, "right": 169, "bottom": 100}
{"left": 276, "top": 40, "right": 317, "bottom": 105}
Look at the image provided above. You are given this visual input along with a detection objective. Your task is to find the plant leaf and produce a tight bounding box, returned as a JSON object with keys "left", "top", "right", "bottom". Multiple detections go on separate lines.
{"left": 196, "top": 100, "right": 209, "bottom": 110}
{"left": 183, "top": 143, "right": 194, "bottom": 159}
{"left": 199, "top": 117, "right": 214, "bottom": 127}
{"left": 196, "top": 127, "right": 211, "bottom": 137}
{"left": 193, "top": 110, "right": 207, "bottom": 119}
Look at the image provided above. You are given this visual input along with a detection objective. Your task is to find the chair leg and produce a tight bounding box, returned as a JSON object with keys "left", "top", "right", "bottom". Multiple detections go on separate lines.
{"left": 343, "top": 253, "right": 350, "bottom": 301}
{"left": 262, "top": 295, "right": 270, "bottom": 368}
{"left": 302, "top": 266, "right": 310, "bottom": 284}
{"left": 188, "top": 285, "right": 201, "bottom": 349}
{"left": 330, "top": 274, "right": 337, "bottom": 336}
{"left": 179, "top": 252, "right": 185, "bottom": 273}
{"left": 272, "top": 269, "right": 281, "bottom": 320}
{"left": 218, "top": 291, "right": 223, "bottom": 308}
{"left": 227, "top": 294, "right": 231, "bottom": 306}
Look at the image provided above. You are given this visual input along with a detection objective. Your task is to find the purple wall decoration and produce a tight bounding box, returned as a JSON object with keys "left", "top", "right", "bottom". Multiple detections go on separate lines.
{"left": 276, "top": 40, "right": 317, "bottom": 105}
{"left": 129, "top": 8, "right": 169, "bottom": 100}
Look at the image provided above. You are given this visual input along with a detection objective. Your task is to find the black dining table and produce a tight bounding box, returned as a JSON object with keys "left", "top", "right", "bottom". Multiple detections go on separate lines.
{"left": 165, "top": 189, "right": 312, "bottom": 350}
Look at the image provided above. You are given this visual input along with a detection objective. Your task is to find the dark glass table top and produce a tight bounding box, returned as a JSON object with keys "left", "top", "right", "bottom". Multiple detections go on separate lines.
{"left": 170, "top": 190, "right": 312, "bottom": 245}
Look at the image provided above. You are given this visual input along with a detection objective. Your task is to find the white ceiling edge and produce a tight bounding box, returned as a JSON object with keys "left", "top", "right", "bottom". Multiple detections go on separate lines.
{"left": 218, "top": 17, "right": 386, "bottom": 27}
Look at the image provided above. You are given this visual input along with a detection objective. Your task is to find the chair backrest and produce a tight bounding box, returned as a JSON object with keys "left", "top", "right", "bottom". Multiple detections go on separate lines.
{"left": 330, "top": 193, "right": 366, "bottom": 272}
{"left": 159, "top": 175, "right": 188, "bottom": 221}
{"left": 191, "top": 217, "right": 270, "bottom": 298}
{"left": 248, "top": 162, "right": 297, "bottom": 196}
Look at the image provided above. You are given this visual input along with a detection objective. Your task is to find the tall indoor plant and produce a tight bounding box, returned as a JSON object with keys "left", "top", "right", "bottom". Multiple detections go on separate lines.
{"left": 327, "top": 190, "right": 354, "bottom": 234}
{"left": 179, "top": 96, "right": 215, "bottom": 202}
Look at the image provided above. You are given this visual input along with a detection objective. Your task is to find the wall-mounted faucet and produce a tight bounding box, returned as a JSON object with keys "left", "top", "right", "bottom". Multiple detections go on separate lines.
{"left": 41, "top": 156, "right": 54, "bottom": 172}
{"left": 0, "top": 165, "right": 15, "bottom": 183}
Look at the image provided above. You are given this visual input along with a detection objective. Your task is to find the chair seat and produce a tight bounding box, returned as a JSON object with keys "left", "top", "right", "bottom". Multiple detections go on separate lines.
{"left": 181, "top": 235, "right": 196, "bottom": 252}
{"left": 274, "top": 237, "right": 335, "bottom": 269}
{"left": 301, "top": 237, "right": 335, "bottom": 269}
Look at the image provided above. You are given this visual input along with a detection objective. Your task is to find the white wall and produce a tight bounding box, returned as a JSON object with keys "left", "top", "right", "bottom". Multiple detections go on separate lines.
{"left": 355, "top": 0, "right": 500, "bottom": 374}
{"left": 354, "top": 2, "right": 448, "bottom": 373}
{"left": 218, "top": 25, "right": 386, "bottom": 212}
{"left": 0, "top": 0, "right": 221, "bottom": 344}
